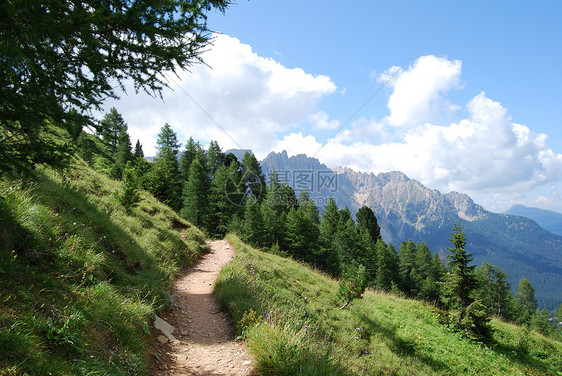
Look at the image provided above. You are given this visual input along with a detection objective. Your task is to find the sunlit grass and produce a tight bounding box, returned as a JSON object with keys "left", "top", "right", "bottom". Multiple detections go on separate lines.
{"left": 0, "top": 158, "right": 206, "bottom": 375}
{"left": 215, "top": 234, "right": 562, "bottom": 376}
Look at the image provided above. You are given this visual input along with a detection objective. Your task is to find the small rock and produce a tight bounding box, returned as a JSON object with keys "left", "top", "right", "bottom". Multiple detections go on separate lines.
{"left": 243, "top": 360, "right": 252, "bottom": 365}
{"left": 154, "top": 315, "right": 177, "bottom": 341}
{"left": 157, "top": 335, "right": 169, "bottom": 344}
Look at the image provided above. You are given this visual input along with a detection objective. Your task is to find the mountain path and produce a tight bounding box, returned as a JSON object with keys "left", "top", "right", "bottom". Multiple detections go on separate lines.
{"left": 152, "top": 240, "right": 254, "bottom": 376}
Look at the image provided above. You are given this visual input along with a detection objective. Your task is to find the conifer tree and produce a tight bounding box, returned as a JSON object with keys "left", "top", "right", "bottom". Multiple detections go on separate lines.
{"left": 334, "top": 215, "right": 362, "bottom": 266}
{"left": 116, "top": 161, "right": 140, "bottom": 209}
{"left": 442, "top": 222, "right": 477, "bottom": 314}
{"left": 145, "top": 124, "right": 182, "bottom": 210}
{"left": 133, "top": 140, "right": 144, "bottom": 161}
{"left": 1, "top": 0, "right": 229, "bottom": 171}
{"left": 157, "top": 123, "right": 181, "bottom": 155}
{"left": 181, "top": 155, "right": 210, "bottom": 227}
{"left": 241, "top": 152, "right": 266, "bottom": 201}
{"left": 423, "top": 253, "right": 446, "bottom": 302}
{"left": 241, "top": 196, "right": 265, "bottom": 246}
{"left": 398, "top": 240, "right": 417, "bottom": 295}
{"left": 411, "top": 242, "right": 434, "bottom": 300}
{"left": 298, "top": 191, "right": 320, "bottom": 225}
{"left": 206, "top": 140, "right": 225, "bottom": 177}
{"left": 113, "top": 128, "right": 133, "bottom": 179}
{"left": 375, "top": 240, "right": 398, "bottom": 291}
{"left": 317, "top": 197, "right": 343, "bottom": 276}
{"left": 356, "top": 206, "right": 381, "bottom": 243}
{"left": 180, "top": 137, "right": 203, "bottom": 181}
{"left": 284, "top": 207, "right": 320, "bottom": 264}
{"left": 98, "top": 107, "right": 126, "bottom": 153}
{"left": 515, "top": 278, "right": 538, "bottom": 324}
{"left": 261, "top": 172, "right": 286, "bottom": 247}
{"left": 474, "top": 262, "right": 512, "bottom": 319}
{"left": 208, "top": 162, "right": 244, "bottom": 237}
{"left": 319, "top": 198, "right": 339, "bottom": 243}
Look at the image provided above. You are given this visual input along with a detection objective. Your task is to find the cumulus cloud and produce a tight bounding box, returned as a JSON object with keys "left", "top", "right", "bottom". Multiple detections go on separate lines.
{"left": 379, "top": 55, "right": 462, "bottom": 127}
{"left": 309, "top": 111, "right": 340, "bottom": 130}
{"left": 305, "top": 90, "right": 562, "bottom": 199}
{"left": 278, "top": 52, "right": 562, "bottom": 205}
{"left": 101, "top": 34, "right": 336, "bottom": 156}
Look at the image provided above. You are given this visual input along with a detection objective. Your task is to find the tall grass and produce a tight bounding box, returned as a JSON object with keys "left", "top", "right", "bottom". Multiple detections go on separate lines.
{"left": 215, "top": 234, "right": 562, "bottom": 376}
{"left": 0, "top": 158, "right": 207, "bottom": 375}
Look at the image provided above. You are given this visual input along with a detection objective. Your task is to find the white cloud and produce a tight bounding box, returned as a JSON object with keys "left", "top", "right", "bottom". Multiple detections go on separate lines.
{"left": 274, "top": 132, "right": 322, "bottom": 157}
{"left": 312, "top": 90, "right": 562, "bottom": 200}
{"left": 309, "top": 111, "right": 340, "bottom": 130}
{"left": 379, "top": 55, "right": 462, "bottom": 127}
{"left": 101, "top": 34, "right": 336, "bottom": 156}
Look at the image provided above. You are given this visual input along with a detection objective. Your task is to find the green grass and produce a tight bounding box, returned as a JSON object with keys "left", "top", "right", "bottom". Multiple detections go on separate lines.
{"left": 215, "top": 234, "right": 562, "bottom": 376}
{"left": 0, "top": 159, "right": 207, "bottom": 375}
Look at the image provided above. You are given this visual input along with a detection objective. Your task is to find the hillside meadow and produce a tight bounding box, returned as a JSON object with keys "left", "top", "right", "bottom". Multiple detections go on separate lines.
{"left": 215, "top": 235, "right": 562, "bottom": 376}
{"left": 0, "top": 159, "right": 207, "bottom": 375}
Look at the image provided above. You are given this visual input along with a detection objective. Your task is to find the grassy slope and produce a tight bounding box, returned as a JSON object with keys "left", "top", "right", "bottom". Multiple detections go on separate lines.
{"left": 0, "top": 158, "right": 207, "bottom": 375}
{"left": 215, "top": 235, "right": 562, "bottom": 376}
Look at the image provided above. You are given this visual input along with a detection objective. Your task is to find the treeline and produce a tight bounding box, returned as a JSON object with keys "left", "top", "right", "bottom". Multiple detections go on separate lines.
{"left": 85, "top": 108, "right": 562, "bottom": 341}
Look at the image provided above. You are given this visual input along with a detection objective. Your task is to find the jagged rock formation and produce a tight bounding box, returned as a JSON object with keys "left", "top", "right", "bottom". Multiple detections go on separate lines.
{"left": 258, "top": 150, "right": 562, "bottom": 309}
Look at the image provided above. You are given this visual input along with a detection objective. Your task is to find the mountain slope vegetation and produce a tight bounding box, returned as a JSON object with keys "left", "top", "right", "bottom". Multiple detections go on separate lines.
{"left": 260, "top": 150, "right": 562, "bottom": 309}
{"left": 0, "top": 159, "right": 207, "bottom": 375}
{"left": 215, "top": 235, "right": 562, "bottom": 376}
{"left": 505, "top": 204, "right": 562, "bottom": 236}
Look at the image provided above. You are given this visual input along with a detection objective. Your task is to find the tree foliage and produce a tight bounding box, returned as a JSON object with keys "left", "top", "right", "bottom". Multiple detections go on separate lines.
{"left": 0, "top": 0, "right": 229, "bottom": 171}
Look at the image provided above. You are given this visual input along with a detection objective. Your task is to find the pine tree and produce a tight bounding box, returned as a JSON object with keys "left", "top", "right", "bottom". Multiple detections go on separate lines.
{"left": 241, "top": 152, "right": 266, "bottom": 201}
{"left": 116, "top": 161, "right": 140, "bottom": 209}
{"left": 98, "top": 107, "right": 126, "bottom": 153}
{"left": 515, "top": 278, "right": 538, "bottom": 324}
{"left": 208, "top": 162, "right": 244, "bottom": 237}
{"left": 530, "top": 308, "right": 553, "bottom": 335}
{"left": 317, "top": 197, "right": 343, "bottom": 276}
{"left": 424, "top": 253, "right": 446, "bottom": 303}
{"left": 334, "top": 216, "right": 362, "bottom": 267}
{"left": 240, "top": 196, "right": 265, "bottom": 246}
{"left": 113, "top": 128, "right": 133, "bottom": 179}
{"left": 356, "top": 206, "right": 381, "bottom": 243}
{"left": 261, "top": 172, "right": 286, "bottom": 247}
{"left": 206, "top": 140, "right": 225, "bottom": 177}
{"left": 474, "top": 262, "right": 512, "bottom": 319}
{"left": 180, "top": 137, "right": 203, "bottom": 181}
{"left": 442, "top": 222, "right": 477, "bottom": 313}
{"left": 375, "top": 240, "right": 398, "bottom": 291}
{"left": 411, "top": 242, "right": 434, "bottom": 300}
{"left": 1, "top": 0, "right": 229, "bottom": 171}
{"left": 398, "top": 240, "right": 417, "bottom": 296}
{"left": 157, "top": 123, "right": 181, "bottom": 155}
{"left": 145, "top": 147, "right": 182, "bottom": 210}
{"left": 133, "top": 140, "right": 144, "bottom": 161}
{"left": 442, "top": 222, "right": 491, "bottom": 339}
{"left": 284, "top": 207, "right": 320, "bottom": 263}
{"left": 298, "top": 191, "right": 320, "bottom": 225}
{"left": 181, "top": 155, "right": 210, "bottom": 227}
{"left": 145, "top": 124, "right": 182, "bottom": 210}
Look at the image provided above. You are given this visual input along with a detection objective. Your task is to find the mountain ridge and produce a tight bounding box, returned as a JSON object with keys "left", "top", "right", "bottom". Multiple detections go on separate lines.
{"left": 254, "top": 150, "right": 562, "bottom": 309}
{"left": 505, "top": 204, "right": 562, "bottom": 236}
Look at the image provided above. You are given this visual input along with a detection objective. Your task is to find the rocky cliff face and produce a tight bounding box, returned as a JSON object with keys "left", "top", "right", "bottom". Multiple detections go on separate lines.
{"left": 259, "top": 151, "right": 562, "bottom": 308}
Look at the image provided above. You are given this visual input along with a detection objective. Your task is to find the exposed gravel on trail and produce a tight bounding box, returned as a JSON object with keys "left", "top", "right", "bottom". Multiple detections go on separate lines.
{"left": 152, "top": 240, "right": 254, "bottom": 376}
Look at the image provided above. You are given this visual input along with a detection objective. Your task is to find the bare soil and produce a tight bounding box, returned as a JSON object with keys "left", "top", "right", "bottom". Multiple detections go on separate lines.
{"left": 151, "top": 240, "right": 254, "bottom": 376}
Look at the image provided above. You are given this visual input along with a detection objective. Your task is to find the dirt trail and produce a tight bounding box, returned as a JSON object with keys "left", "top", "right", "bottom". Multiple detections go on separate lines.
{"left": 152, "top": 240, "right": 254, "bottom": 376}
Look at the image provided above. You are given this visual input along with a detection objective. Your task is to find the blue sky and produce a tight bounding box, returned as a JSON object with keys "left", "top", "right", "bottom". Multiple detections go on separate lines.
{"left": 103, "top": 0, "right": 562, "bottom": 213}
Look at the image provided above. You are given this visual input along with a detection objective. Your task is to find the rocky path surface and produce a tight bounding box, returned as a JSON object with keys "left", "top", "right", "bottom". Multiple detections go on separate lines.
{"left": 152, "top": 240, "right": 254, "bottom": 376}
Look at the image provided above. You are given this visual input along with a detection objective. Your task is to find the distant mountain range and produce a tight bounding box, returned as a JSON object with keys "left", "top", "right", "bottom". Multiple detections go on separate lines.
{"left": 505, "top": 204, "right": 562, "bottom": 236}
{"left": 256, "top": 150, "right": 562, "bottom": 309}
